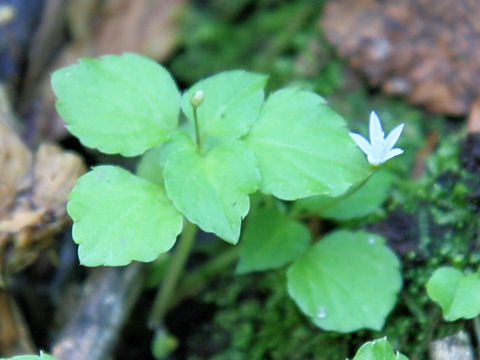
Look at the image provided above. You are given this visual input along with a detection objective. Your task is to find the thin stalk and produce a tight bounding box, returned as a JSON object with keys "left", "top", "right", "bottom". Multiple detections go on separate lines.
{"left": 190, "top": 90, "right": 204, "bottom": 151}
{"left": 319, "top": 170, "right": 377, "bottom": 212}
{"left": 193, "top": 106, "right": 202, "bottom": 151}
{"left": 290, "top": 169, "right": 378, "bottom": 219}
{"left": 168, "top": 247, "right": 240, "bottom": 309}
{"left": 148, "top": 220, "right": 198, "bottom": 329}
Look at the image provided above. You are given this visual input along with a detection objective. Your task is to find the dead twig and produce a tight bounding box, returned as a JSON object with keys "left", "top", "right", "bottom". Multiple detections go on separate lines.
{"left": 52, "top": 263, "right": 144, "bottom": 360}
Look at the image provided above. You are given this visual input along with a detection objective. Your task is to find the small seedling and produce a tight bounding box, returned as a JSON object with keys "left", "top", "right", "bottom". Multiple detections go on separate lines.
{"left": 51, "top": 53, "right": 405, "bottom": 335}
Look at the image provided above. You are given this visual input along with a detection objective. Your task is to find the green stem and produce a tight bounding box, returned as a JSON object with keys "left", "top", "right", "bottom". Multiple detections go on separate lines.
{"left": 193, "top": 106, "right": 202, "bottom": 151}
{"left": 168, "top": 247, "right": 240, "bottom": 309}
{"left": 290, "top": 169, "right": 378, "bottom": 219}
{"left": 148, "top": 220, "right": 198, "bottom": 329}
{"left": 320, "top": 170, "right": 377, "bottom": 212}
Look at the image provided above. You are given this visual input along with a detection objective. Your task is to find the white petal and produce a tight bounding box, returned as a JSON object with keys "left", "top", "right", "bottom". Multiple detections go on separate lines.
{"left": 383, "top": 147, "right": 404, "bottom": 162}
{"left": 367, "top": 154, "right": 384, "bottom": 165}
{"left": 385, "top": 123, "right": 405, "bottom": 151}
{"left": 369, "top": 139, "right": 388, "bottom": 163}
{"left": 349, "top": 132, "right": 371, "bottom": 155}
{"left": 369, "top": 111, "right": 384, "bottom": 143}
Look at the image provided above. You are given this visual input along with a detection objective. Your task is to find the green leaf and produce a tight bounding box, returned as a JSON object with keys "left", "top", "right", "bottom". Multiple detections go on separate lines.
{"left": 145, "top": 254, "right": 170, "bottom": 288}
{"left": 152, "top": 329, "right": 179, "bottom": 358}
{"left": 52, "top": 53, "right": 180, "bottom": 156}
{"left": 237, "top": 207, "right": 310, "bottom": 273}
{"left": 181, "top": 70, "right": 267, "bottom": 143}
{"left": 68, "top": 165, "right": 183, "bottom": 266}
{"left": 295, "top": 169, "right": 394, "bottom": 220}
{"left": 426, "top": 266, "right": 480, "bottom": 321}
{"left": 287, "top": 230, "right": 402, "bottom": 332}
{"left": 136, "top": 146, "right": 164, "bottom": 185}
{"left": 162, "top": 131, "right": 260, "bottom": 244}
{"left": 353, "top": 338, "right": 409, "bottom": 360}
{"left": 246, "top": 88, "right": 370, "bottom": 200}
{"left": 2, "top": 353, "right": 58, "bottom": 360}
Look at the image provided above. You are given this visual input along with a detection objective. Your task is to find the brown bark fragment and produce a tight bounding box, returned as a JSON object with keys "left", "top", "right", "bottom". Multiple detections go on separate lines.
{"left": 0, "top": 101, "right": 85, "bottom": 280}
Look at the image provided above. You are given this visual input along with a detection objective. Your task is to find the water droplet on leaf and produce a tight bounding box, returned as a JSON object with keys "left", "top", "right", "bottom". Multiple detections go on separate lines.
{"left": 317, "top": 306, "right": 327, "bottom": 318}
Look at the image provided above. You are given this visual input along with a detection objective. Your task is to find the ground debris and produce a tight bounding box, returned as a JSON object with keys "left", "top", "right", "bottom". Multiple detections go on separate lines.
{"left": 322, "top": 0, "right": 480, "bottom": 115}
{"left": 52, "top": 264, "right": 144, "bottom": 360}
{"left": 73, "top": 0, "right": 185, "bottom": 61}
{"left": 429, "top": 331, "right": 474, "bottom": 360}
{"left": 22, "top": 0, "right": 186, "bottom": 145}
{"left": 0, "top": 103, "right": 85, "bottom": 281}
{"left": 0, "top": 289, "right": 35, "bottom": 356}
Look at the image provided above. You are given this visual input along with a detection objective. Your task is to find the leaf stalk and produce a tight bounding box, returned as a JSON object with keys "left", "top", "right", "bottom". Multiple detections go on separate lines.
{"left": 148, "top": 219, "right": 198, "bottom": 329}
{"left": 191, "top": 90, "right": 205, "bottom": 151}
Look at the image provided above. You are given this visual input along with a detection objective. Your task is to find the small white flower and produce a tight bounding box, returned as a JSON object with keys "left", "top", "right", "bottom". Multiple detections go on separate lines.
{"left": 349, "top": 111, "right": 404, "bottom": 165}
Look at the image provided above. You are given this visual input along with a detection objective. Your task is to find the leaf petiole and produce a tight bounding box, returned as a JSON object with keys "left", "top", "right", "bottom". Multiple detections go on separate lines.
{"left": 191, "top": 90, "right": 205, "bottom": 151}
{"left": 289, "top": 168, "right": 379, "bottom": 220}
{"left": 148, "top": 219, "right": 198, "bottom": 330}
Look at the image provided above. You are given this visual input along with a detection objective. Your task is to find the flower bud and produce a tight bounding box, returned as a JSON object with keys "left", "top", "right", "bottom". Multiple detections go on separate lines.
{"left": 190, "top": 90, "right": 205, "bottom": 108}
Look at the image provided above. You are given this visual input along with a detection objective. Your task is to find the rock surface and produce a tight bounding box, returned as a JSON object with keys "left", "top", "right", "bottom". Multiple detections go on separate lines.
{"left": 322, "top": 0, "right": 480, "bottom": 115}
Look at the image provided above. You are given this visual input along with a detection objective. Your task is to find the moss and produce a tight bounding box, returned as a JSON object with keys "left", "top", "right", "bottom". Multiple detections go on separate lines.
{"left": 187, "top": 271, "right": 355, "bottom": 360}
{"left": 383, "top": 129, "right": 480, "bottom": 359}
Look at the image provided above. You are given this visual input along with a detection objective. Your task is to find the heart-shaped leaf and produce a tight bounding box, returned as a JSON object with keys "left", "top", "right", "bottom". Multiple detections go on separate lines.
{"left": 426, "top": 266, "right": 480, "bottom": 321}
{"left": 52, "top": 53, "right": 180, "bottom": 156}
{"left": 181, "top": 70, "right": 267, "bottom": 143}
{"left": 246, "top": 88, "right": 370, "bottom": 200}
{"left": 237, "top": 206, "right": 310, "bottom": 273}
{"left": 353, "top": 338, "right": 409, "bottom": 360}
{"left": 162, "top": 132, "right": 260, "bottom": 244}
{"left": 287, "top": 230, "right": 402, "bottom": 332}
{"left": 68, "top": 165, "right": 183, "bottom": 266}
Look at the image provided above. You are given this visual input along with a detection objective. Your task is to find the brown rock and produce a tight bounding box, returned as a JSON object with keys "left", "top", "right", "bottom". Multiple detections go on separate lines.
{"left": 322, "top": 0, "right": 480, "bottom": 115}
